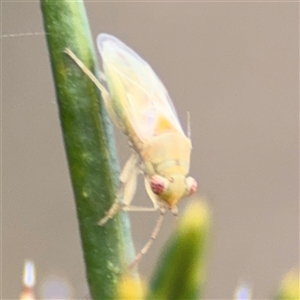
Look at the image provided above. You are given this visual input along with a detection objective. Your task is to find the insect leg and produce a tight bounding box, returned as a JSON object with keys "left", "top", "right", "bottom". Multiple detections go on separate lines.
{"left": 121, "top": 158, "right": 140, "bottom": 207}
{"left": 123, "top": 206, "right": 158, "bottom": 212}
{"left": 128, "top": 207, "right": 166, "bottom": 269}
{"left": 171, "top": 206, "right": 179, "bottom": 224}
{"left": 120, "top": 155, "right": 159, "bottom": 212}
{"left": 98, "top": 154, "right": 140, "bottom": 226}
{"left": 64, "top": 48, "right": 111, "bottom": 103}
{"left": 65, "top": 48, "right": 126, "bottom": 129}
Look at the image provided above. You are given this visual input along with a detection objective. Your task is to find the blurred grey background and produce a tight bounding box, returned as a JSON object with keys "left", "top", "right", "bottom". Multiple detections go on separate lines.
{"left": 2, "top": 2, "right": 299, "bottom": 299}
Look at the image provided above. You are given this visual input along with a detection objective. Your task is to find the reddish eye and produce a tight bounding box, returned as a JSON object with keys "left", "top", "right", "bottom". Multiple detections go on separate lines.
{"left": 150, "top": 175, "right": 166, "bottom": 195}
{"left": 186, "top": 177, "right": 197, "bottom": 196}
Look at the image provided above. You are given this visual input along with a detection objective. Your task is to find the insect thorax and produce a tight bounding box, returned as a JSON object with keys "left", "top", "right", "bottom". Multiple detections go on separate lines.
{"left": 140, "top": 132, "right": 191, "bottom": 178}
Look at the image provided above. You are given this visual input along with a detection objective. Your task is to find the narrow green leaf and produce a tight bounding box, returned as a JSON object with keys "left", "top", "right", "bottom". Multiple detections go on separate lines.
{"left": 147, "top": 200, "right": 211, "bottom": 300}
{"left": 40, "top": 1, "right": 137, "bottom": 299}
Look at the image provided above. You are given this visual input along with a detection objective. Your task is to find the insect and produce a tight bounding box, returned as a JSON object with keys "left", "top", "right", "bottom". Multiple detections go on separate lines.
{"left": 65, "top": 34, "right": 197, "bottom": 267}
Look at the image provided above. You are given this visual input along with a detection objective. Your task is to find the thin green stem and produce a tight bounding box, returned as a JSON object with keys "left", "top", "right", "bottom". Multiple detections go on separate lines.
{"left": 40, "top": 1, "right": 137, "bottom": 299}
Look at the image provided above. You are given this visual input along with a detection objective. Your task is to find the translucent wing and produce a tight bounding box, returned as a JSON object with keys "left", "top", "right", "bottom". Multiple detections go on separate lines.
{"left": 97, "top": 33, "right": 185, "bottom": 141}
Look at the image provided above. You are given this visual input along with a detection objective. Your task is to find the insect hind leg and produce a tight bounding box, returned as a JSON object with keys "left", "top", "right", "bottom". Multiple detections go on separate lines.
{"left": 64, "top": 48, "right": 110, "bottom": 102}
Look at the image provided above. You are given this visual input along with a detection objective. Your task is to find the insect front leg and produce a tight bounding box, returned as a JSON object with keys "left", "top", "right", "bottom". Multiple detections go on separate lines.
{"left": 128, "top": 207, "right": 166, "bottom": 269}
{"left": 98, "top": 154, "right": 140, "bottom": 226}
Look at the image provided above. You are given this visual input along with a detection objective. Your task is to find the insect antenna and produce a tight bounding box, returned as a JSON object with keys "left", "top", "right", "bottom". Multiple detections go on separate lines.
{"left": 128, "top": 207, "right": 166, "bottom": 269}
{"left": 187, "top": 111, "right": 191, "bottom": 138}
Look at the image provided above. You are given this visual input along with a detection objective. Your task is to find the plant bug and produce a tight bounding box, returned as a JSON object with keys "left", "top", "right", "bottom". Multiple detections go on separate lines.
{"left": 65, "top": 34, "right": 197, "bottom": 268}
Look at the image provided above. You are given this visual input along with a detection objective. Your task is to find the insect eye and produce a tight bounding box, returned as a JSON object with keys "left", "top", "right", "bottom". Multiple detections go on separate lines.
{"left": 186, "top": 177, "right": 197, "bottom": 196}
{"left": 150, "top": 175, "right": 167, "bottom": 195}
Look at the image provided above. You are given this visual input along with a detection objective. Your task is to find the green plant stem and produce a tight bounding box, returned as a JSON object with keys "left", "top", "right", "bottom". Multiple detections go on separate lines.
{"left": 40, "top": 1, "right": 137, "bottom": 299}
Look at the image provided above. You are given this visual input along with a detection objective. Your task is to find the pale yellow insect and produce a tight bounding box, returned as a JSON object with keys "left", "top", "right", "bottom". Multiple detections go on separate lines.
{"left": 66, "top": 33, "right": 197, "bottom": 267}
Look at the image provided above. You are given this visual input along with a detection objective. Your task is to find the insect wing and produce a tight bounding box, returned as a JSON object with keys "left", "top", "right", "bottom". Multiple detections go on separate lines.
{"left": 97, "top": 34, "right": 185, "bottom": 141}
